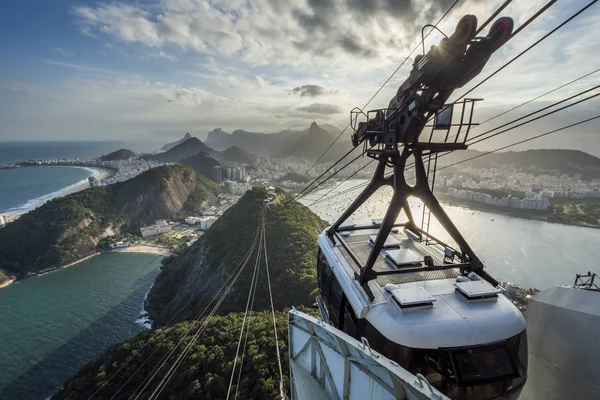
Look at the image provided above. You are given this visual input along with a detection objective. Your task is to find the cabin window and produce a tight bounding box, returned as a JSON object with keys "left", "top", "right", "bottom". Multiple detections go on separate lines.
{"left": 329, "top": 278, "right": 343, "bottom": 328}
{"left": 449, "top": 343, "right": 519, "bottom": 384}
{"left": 317, "top": 250, "right": 332, "bottom": 302}
{"left": 359, "top": 318, "right": 527, "bottom": 399}
{"left": 317, "top": 250, "right": 342, "bottom": 327}
{"left": 343, "top": 301, "right": 357, "bottom": 337}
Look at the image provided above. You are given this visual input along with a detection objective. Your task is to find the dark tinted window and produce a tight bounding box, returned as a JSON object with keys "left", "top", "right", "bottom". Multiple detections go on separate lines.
{"left": 343, "top": 301, "right": 357, "bottom": 337}
{"left": 328, "top": 277, "right": 343, "bottom": 327}
{"left": 450, "top": 344, "right": 519, "bottom": 384}
{"left": 317, "top": 250, "right": 332, "bottom": 301}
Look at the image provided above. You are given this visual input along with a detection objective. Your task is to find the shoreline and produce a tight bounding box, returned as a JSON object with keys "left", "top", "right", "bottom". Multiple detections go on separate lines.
{"left": 0, "top": 277, "right": 15, "bottom": 289}
{"left": 2, "top": 165, "right": 116, "bottom": 219}
{"left": 0, "top": 245, "right": 169, "bottom": 290}
{"left": 112, "top": 244, "right": 172, "bottom": 256}
{"left": 436, "top": 193, "right": 600, "bottom": 230}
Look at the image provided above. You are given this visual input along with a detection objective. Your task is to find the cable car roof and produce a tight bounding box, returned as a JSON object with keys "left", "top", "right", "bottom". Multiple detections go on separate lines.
{"left": 318, "top": 228, "right": 526, "bottom": 349}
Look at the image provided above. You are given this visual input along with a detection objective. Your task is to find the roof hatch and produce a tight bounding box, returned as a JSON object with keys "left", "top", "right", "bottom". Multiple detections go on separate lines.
{"left": 454, "top": 280, "right": 501, "bottom": 302}
{"left": 385, "top": 285, "right": 436, "bottom": 310}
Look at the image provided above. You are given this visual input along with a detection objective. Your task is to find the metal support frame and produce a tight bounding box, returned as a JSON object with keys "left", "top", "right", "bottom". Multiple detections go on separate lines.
{"left": 288, "top": 309, "right": 448, "bottom": 400}
{"left": 327, "top": 143, "right": 490, "bottom": 285}
{"left": 574, "top": 272, "right": 600, "bottom": 290}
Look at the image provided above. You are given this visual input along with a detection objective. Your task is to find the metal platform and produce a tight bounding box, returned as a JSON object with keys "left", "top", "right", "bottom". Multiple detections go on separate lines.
{"left": 336, "top": 229, "right": 459, "bottom": 286}
{"left": 289, "top": 308, "right": 449, "bottom": 400}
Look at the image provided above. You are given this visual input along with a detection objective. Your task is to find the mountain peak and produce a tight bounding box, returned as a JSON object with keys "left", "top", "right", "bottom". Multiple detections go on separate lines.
{"left": 161, "top": 132, "right": 196, "bottom": 151}
{"left": 310, "top": 121, "right": 318, "bottom": 128}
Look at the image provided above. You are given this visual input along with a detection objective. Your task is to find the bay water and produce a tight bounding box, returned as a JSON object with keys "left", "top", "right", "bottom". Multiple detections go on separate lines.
{"left": 0, "top": 253, "right": 163, "bottom": 400}
{"left": 303, "top": 180, "right": 600, "bottom": 290}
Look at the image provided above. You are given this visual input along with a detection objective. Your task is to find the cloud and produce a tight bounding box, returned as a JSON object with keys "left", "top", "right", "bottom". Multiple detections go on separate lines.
{"left": 297, "top": 103, "right": 343, "bottom": 114}
{"left": 72, "top": 0, "right": 466, "bottom": 69}
{"left": 41, "top": 60, "right": 120, "bottom": 75}
{"left": 144, "top": 50, "right": 178, "bottom": 61}
{"left": 290, "top": 84, "right": 335, "bottom": 97}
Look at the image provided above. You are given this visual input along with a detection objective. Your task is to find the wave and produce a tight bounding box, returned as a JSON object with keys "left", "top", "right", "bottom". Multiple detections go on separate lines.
{"left": 4, "top": 166, "right": 102, "bottom": 217}
{"left": 136, "top": 281, "right": 155, "bottom": 329}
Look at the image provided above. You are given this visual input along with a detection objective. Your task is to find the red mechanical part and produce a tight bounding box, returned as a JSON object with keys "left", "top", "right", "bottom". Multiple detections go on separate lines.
{"left": 488, "top": 17, "right": 514, "bottom": 49}
{"left": 375, "top": 110, "right": 384, "bottom": 124}
{"left": 396, "top": 90, "right": 407, "bottom": 105}
{"left": 452, "top": 15, "right": 478, "bottom": 45}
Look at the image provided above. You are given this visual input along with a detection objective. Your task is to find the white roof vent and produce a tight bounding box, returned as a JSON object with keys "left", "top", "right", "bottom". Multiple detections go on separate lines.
{"left": 369, "top": 234, "right": 400, "bottom": 249}
{"left": 454, "top": 280, "right": 501, "bottom": 302}
{"left": 384, "top": 249, "right": 422, "bottom": 268}
{"left": 385, "top": 286, "right": 435, "bottom": 310}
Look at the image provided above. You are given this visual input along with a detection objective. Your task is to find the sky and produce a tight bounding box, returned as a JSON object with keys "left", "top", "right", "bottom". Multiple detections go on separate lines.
{"left": 0, "top": 0, "right": 599, "bottom": 155}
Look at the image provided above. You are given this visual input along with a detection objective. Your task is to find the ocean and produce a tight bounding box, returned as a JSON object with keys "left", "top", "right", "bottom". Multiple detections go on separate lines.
{"left": 0, "top": 141, "right": 162, "bottom": 216}
{"left": 0, "top": 252, "right": 163, "bottom": 400}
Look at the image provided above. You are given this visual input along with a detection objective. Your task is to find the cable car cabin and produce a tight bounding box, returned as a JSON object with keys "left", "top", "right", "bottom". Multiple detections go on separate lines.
{"left": 316, "top": 224, "right": 527, "bottom": 400}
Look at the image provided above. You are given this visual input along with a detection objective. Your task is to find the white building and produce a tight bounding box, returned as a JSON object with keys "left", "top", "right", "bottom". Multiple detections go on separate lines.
{"left": 140, "top": 220, "right": 172, "bottom": 237}
{"left": 185, "top": 216, "right": 216, "bottom": 230}
{"left": 185, "top": 216, "right": 203, "bottom": 225}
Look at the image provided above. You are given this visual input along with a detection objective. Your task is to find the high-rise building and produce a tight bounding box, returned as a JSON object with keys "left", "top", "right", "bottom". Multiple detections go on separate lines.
{"left": 212, "top": 166, "right": 223, "bottom": 183}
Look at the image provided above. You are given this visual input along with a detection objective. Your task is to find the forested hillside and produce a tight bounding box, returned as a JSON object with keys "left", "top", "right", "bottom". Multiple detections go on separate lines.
{"left": 0, "top": 165, "right": 220, "bottom": 278}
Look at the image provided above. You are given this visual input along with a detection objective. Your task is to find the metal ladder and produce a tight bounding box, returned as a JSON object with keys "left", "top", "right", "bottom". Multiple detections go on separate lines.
{"left": 420, "top": 152, "right": 439, "bottom": 244}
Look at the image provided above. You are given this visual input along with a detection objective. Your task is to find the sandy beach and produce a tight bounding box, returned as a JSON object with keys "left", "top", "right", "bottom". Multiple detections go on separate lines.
{"left": 0, "top": 277, "right": 15, "bottom": 290}
{"left": 0, "top": 245, "right": 169, "bottom": 290}
{"left": 4, "top": 166, "right": 115, "bottom": 223}
{"left": 113, "top": 244, "right": 172, "bottom": 256}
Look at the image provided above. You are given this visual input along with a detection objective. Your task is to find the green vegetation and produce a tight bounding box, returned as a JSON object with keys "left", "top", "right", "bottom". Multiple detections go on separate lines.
{"left": 155, "top": 229, "right": 195, "bottom": 249}
{"left": 52, "top": 307, "right": 319, "bottom": 400}
{"left": 550, "top": 200, "right": 600, "bottom": 226}
{"left": 147, "top": 187, "right": 326, "bottom": 325}
{"left": 99, "top": 149, "right": 136, "bottom": 161}
{"left": 0, "top": 165, "right": 220, "bottom": 278}
{"left": 180, "top": 152, "right": 227, "bottom": 182}
{"left": 278, "top": 171, "right": 310, "bottom": 183}
{"left": 143, "top": 138, "right": 215, "bottom": 163}
{"left": 220, "top": 146, "right": 257, "bottom": 164}
{"left": 50, "top": 186, "right": 326, "bottom": 399}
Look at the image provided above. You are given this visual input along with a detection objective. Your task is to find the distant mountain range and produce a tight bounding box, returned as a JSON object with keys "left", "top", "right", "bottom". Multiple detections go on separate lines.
{"left": 143, "top": 137, "right": 215, "bottom": 163}
{"left": 204, "top": 121, "right": 351, "bottom": 160}
{"left": 161, "top": 132, "right": 192, "bottom": 151}
{"left": 99, "top": 149, "right": 136, "bottom": 161}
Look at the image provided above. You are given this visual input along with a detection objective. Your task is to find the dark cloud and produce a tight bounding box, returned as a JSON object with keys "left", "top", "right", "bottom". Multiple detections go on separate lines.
{"left": 291, "top": 84, "right": 334, "bottom": 97}
{"left": 297, "top": 103, "right": 343, "bottom": 114}
{"left": 339, "top": 34, "right": 375, "bottom": 57}
{"left": 291, "top": 0, "right": 456, "bottom": 59}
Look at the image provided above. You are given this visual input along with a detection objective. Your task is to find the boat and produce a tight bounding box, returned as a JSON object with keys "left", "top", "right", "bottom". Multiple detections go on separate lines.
{"left": 314, "top": 13, "right": 527, "bottom": 400}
